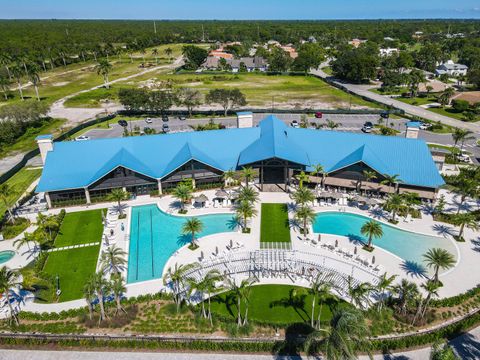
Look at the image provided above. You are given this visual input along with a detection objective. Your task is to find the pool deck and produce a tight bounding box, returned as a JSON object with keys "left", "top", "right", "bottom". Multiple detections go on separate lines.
{"left": 3, "top": 187, "right": 480, "bottom": 315}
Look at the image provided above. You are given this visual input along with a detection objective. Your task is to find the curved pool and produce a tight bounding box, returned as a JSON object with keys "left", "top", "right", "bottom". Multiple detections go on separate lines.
{"left": 313, "top": 212, "right": 458, "bottom": 264}
{"left": 0, "top": 250, "right": 15, "bottom": 264}
{"left": 127, "top": 204, "right": 237, "bottom": 284}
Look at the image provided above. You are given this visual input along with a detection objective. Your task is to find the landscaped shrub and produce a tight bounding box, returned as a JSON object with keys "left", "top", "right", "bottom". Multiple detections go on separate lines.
{"left": 0, "top": 217, "right": 30, "bottom": 239}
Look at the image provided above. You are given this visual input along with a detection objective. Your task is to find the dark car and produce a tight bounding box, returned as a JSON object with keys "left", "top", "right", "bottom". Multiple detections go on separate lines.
{"left": 178, "top": 115, "right": 187, "bottom": 121}
{"left": 162, "top": 114, "right": 169, "bottom": 122}
{"left": 314, "top": 112, "right": 323, "bottom": 119}
{"left": 362, "top": 121, "right": 373, "bottom": 133}
{"left": 162, "top": 123, "right": 170, "bottom": 133}
{"left": 380, "top": 111, "right": 390, "bottom": 119}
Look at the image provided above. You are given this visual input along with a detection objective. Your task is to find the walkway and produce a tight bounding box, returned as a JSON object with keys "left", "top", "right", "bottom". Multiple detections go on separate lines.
{"left": 310, "top": 68, "right": 480, "bottom": 133}
{"left": 46, "top": 242, "right": 100, "bottom": 253}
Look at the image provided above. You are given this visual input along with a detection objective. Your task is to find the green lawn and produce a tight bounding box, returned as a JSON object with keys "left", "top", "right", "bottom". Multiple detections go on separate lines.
{"left": 210, "top": 284, "right": 348, "bottom": 325}
{"left": 260, "top": 203, "right": 291, "bottom": 243}
{"left": 0, "top": 167, "right": 42, "bottom": 218}
{"left": 41, "top": 245, "right": 100, "bottom": 302}
{"left": 54, "top": 209, "right": 104, "bottom": 247}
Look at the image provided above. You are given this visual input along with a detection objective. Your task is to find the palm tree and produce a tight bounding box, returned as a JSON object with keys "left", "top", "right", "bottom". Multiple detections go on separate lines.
{"left": 107, "top": 189, "right": 129, "bottom": 216}
{"left": 165, "top": 47, "right": 173, "bottom": 58}
{"left": 309, "top": 272, "right": 334, "bottom": 329}
{"left": 111, "top": 274, "right": 127, "bottom": 315}
{"left": 361, "top": 169, "right": 377, "bottom": 191}
{"left": 27, "top": 64, "right": 41, "bottom": 101}
{"left": 438, "top": 87, "right": 455, "bottom": 107}
{"left": 91, "top": 272, "right": 110, "bottom": 323}
{"left": 222, "top": 169, "right": 236, "bottom": 187}
{"left": 163, "top": 263, "right": 197, "bottom": 313}
{"left": 0, "top": 267, "right": 21, "bottom": 325}
{"left": 182, "top": 217, "right": 204, "bottom": 247}
{"left": 100, "top": 245, "right": 127, "bottom": 275}
{"left": 375, "top": 272, "right": 397, "bottom": 311}
{"left": 0, "top": 72, "right": 11, "bottom": 100}
{"left": 452, "top": 212, "right": 478, "bottom": 240}
{"left": 83, "top": 277, "right": 96, "bottom": 320}
{"left": 419, "top": 280, "right": 440, "bottom": 321}
{"left": 95, "top": 59, "right": 112, "bottom": 89}
{"left": 291, "top": 187, "right": 315, "bottom": 206}
{"left": 36, "top": 213, "right": 59, "bottom": 244}
{"left": 454, "top": 177, "right": 477, "bottom": 214}
{"left": 173, "top": 183, "right": 192, "bottom": 212}
{"left": 383, "top": 193, "right": 404, "bottom": 222}
{"left": 381, "top": 173, "right": 401, "bottom": 193}
{"left": 295, "top": 204, "right": 316, "bottom": 239}
{"left": 348, "top": 281, "right": 374, "bottom": 310}
{"left": 10, "top": 64, "right": 24, "bottom": 100}
{"left": 241, "top": 167, "right": 255, "bottom": 188}
{"left": 452, "top": 128, "right": 474, "bottom": 151}
{"left": 311, "top": 164, "right": 325, "bottom": 186}
{"left": 235, "top": 186, "right": 259, "bottom": 205}
{"left": 393, "top": 279, "right": 419, "bottom": 316}
{"left": 0, "top": 54, "right": 12, "bottom": 79}
{"left": 296, "top": 171, "right": 310, "bottom": 189}
{"left": 326, "top": 119, "right": 340, "bottom": 130}
{"left": 423, "top": 248, "right": 456, "bottom": 284}
{"left": 202, "top": 269, "right": 224, "bottom": 325}
{"left": 13, "top": 232, "right": 35, "bottom": 251}
{"left": 225, "top": 276, "right": 256, "bottom": 327}
{"left": 304, "top": 308, "right": 371, "bottom": 358}
{"left": 152, "top": 48, "right": 159, "bottom": 64}
{"left": 235, "top": 200, "right": 257, "bottom": 232}
{"left": 239, "top": 277, "right": 256, "bottom": 326}
{"left": 0, "top": 184, "right": 14, "bottom": 223}
{"left": 360, "top": 219, "right": 383, "bottom": 249}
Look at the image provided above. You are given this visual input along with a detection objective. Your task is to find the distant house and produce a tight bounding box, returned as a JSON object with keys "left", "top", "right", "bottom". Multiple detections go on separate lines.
{"left": 280, "top": 46, "right": 298, "bottom": 59}
{"left": 379, "top": 48, "right": 399, "bottom": 57}
{"left": 208, "top": 50, "right": 234, "bottom": 60}
{"left": 202, "top": 56, "right": 268, "bottom": 72}
{"left": 383, "top": 37, "right": 395, "bottom": 41}
{"left": 348, "top": 38, "right": 367, "bottom": 48}
{"left": 435, "top": 60, "right": 468, "bottom": 77}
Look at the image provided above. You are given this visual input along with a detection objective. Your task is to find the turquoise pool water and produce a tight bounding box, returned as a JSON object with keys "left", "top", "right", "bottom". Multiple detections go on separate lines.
{"left": 0, "top": 250, "right": 14, "bottom": 264}
{"left": 127, "top": 204, "right": 236, "bottom": 283}
{"left": 313, "top": 212, "right": 457, "bottom": 265}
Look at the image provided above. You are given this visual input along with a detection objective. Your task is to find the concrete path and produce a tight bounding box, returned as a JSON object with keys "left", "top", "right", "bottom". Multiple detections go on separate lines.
{"left": 310, "top": 68, "right": 480, "bottom": 133}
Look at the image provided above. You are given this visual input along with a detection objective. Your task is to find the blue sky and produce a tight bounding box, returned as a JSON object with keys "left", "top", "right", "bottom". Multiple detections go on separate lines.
{"left": 2, "top": 0, "right": 480, "bottom": 19}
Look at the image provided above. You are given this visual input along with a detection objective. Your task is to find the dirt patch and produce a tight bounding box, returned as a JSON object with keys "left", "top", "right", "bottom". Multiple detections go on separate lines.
{"left": 454, "top": 91, "right": 480, "bottom": 104}
{"left": 52, "top": 81, "right": 70, "bottom": 87}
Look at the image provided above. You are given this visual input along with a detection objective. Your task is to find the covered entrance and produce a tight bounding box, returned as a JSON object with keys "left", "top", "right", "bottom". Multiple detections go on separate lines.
{"left": 247, "top": 158, "right": 304, "bottom": 192}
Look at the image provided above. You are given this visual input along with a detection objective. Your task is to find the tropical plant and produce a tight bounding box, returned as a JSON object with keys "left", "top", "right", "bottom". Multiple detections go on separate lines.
{"left": 430, "top": 341, "right": 459, "bottom": 360}
{"left": 95, "top": 59, "right": 112, "bottom": 89}
{"left": 235, "top": 200, "right": 257, "bottom": 232}
{"left": 291, "top": 186, "right": 315, "bottom": 206}
{"left": 311, "top": 163, "right": 325, "bottom": 184}
{"left": 27, "top": 63, "right": 41, "bottom": 101}
{"left": 100, "top": 245, "right": 127, "bottom": 275}
{"left": 36, "top": 213, "right": 60, "bottom": 244}
{"left": 452, "top": 212, "right": 478, "bottom": 240}
{"left": 0, "top": 183, "right": 15, "bottom": 223}
{"left": 0, "top": 71, "right": 11, "bottom": 100}
{"left": 163, "top": 263, "right": 198, "bottom": 313}
{"left": 10, "top": 64, "right": 24, "bottom": 100}
{"left": 304, "top": 308, "right": 371, "bottom": 358}
{"left": 423, "top": 248, "right": 456, "bottom": 284}
{"left": 111, "top": 274, "right": 127, "bottom": 315}
{"left": 222, "top": 169, "right": 236, "bottom": 187}
{"left": 326, "top": 119, "right": 340, "bottom": 130}
{"left": 90, "top": 272, "right": 110, "bottom": 323}
{"left": 348, "top": 280, "right": 374, "bottom": 310}
{"left": 393, "top": 279, "right": 420, "bottom": 316}
{"left": 381, "top": 173, "right": 401, "bottom": 192}
{"left": 225, "top": 276, "right": 256, "bottom": 327}
{"left": 375, "top": 272, "right": 397, "bottom": 311}
{"left": 413, "top": 280, "right": 440, "bottom": 324}
{"left": 0, "top": 267, "right": 21, "bottom": 325}
{"left": 152, "top": 48, "right": 159, "bottom": 64}
{"left": 309, "top": 272, "right": 335, "bottom": 329}
{"left": 83, "top": 277, "right": 96, "bottom": 320}
{"left": 240, "top": 167, "right": 255, "bottom": 188}
{"left": 202, "top": 269, "right": 224, "bottom": 325}
{"left": 382, "top": 193, "right": 404, "bottom": 222}
{"left": 165, "top": 47, "right": 173, "bottom": 58}
{"left": 295, "top": 204, "right": 316, "bottom": 239}
{"left": 362, "top": 169, "right": 377, "bottom": 189}
{"left": 438, "top": 87, "right": 455, "bottom": 107}
{"left": 173, "top": 183, "right": 192, "bottom": 213}
{"left": 13, "top": 232, "right": 35, "bottom": 251}
{"left": 453, "top": 177, "right": 477, "bottom": 214}
{"left": 360, "top": 219, "right": 383, "bottom": 249}
{"left": 296, "top": 171, "right": 310, "bottom": 189}
{"left": 182, "top": 217, "right": 204, "bottom": 247}
{"left": 235, "top": 186, "right": 259, "bottom": 205}
{"left": 107, "top": 189, "right": 129, "bottom": 216}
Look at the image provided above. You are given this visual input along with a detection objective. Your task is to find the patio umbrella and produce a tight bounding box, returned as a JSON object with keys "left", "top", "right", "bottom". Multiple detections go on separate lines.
{"left": 354, "top": 246, "right": 357, "bottom": 255}
{"left": 194, "top": 194, "right": 209, "bottom": 203}
{"left": 335, "top": 239, "right": 338, "bottom": 247}
{"left": 215, "top": 189, "right": 228, "bottom": 198}
{"left": 318, "top": 234, "right": 321, "bottom": 243}
{"left": 372, "top": 256, "right": 376, "bottom": 265}
{"left": 215, "top": 246, "right": 219, "bottom": 255}
{"left": 229, "top": 239, "right": 233, "bottom": 248}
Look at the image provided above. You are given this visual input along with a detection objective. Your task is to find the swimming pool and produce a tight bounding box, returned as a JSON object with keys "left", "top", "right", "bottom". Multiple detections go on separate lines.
{"left": 127, "top": 204, "right": 237, "bottom": 283}
{"left": 0, "top": 250, "right": 14, "bottom": 264}
{"left": 313, "top": 212, "right": 458, "bottom": 265}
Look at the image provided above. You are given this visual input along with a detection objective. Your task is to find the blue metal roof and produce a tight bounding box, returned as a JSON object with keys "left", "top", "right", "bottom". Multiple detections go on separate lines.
{"left": 36, "top": 115, "right": 445, "bottom": 192}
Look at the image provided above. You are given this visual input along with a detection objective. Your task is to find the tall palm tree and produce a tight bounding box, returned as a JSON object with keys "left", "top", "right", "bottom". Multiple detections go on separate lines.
{"left": 107, "top": 189, "right": 129, "bottom": 216}
{"left": 291, "top": 187, "right": 315, "bottom": 206}
{"left": 36, "top": 213, "right": 59, "bottom": 244}
{"left": 438, "top": 87, "right": 455, "bottom": 107}
{"left": 296, "top": 171, "right": 310, "bottom": 189}
{"left": 239, "top": 277, "right": 256, "bottom": 326}
{"left": 13, "top": 232, "right": 35, "bottom": 251}
{"left": 100, "top": 245, "right": 127, "bottom": 275}
{"left": 454, "top": 177, "right": 477, "bottom": 214}
{"left": 163, "top": 263, "right": 198, "bottom": 313}
{"left": 309, "top": 272, "right": 334, "bottom": 329}
{"left": 0, "top": 72, "right": 11, "bottom": 100}
{"left": 360, "top": 219, "right": 383, "bottom": 249}
{"left": 311, "top": 164, "right": 326, "bottom": 186}
{"left": 241, "top": 167, "right": 255, "bottom": 188}
{"left": 382, "top": 193, "right": 404, "bottom": 222}
{"left": 222, "top": 169, "right": 236, "bottom": 187}
{"left": 182, "top": 217, "right": 204, "bottom": 247}
{"left": 381, "top": 173, "right": 401, "bottom": 193}
{"left": 348, "top": 281, "right": 374, "bottom": 310}
{"left": 95, "top": 59, "right": 112, "bottom": 89}
{"left": 186, "top": 275, "right": 208, "bottom": 318}
{"left": 83, "top": 277, "right": 96, "bottom": 320}
{"left": 111, "top": 274, "right": 127, "bottom": 315}
{"left": 423, "top": 248, "right": 456, "bottom": 284}
{"left": 418, "top": 280, "right": 440, "bottom": 321}
{"left": 10, "top": 64, "right": 24, "bottom": 100}
{"left": 375, "top": 272, "right": 397, "bottom": 311}
{"left": 152, "top": 48, "right": 159, "bottom": 64}
{"left": 235, "top": 200, "right": 257, "bottom": 232}
{"left": 393, "top": 279, "right": 419, "bottom": 316}
{"left": 452, "top": 128, "right": 474, "bottom": 151}
{"left": 0, "top": 184, "right": 15, "bottom": 223}
{"left": 0, "top": 267, "right": 21, "bottom": 325}
{"left": 304, "top": 308, "right": 371, "bottom": 358}
{"left": 452, "top": 212, "right": 478, "bottom": 240}
{"left": 235, "top": 186, "right": 259, "bottom": 205}
{"left": 91, "top": 272, "right": 110, "bottom": 323}
{"left": 295, "top": 204, "right": 316, "bottom": 239}
{"left": 165, "top": 47, "right": 173, "bottom": 58}
{"left": 361, "top": 169, "right": 377, "bottom": 191}
{"left": 27, "top": 64, "right": 41, "bottom": 101}
{"left": 173, "top": 183, "right": 192, "bottom": 212}
{"left": 202, "top": 269, "right": 224, "bottom": 325}
{"left": 0, "top": 54, "right": 12, "bottom": 79}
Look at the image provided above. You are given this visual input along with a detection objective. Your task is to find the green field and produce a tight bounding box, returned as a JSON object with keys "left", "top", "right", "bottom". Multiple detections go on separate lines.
{"left": 260, "top": 203, "right": 291, "bottom": 243}
{"left": 42, "top": 245, "right": 101, "bottom": 302}
{"left": 0, "top": 167, "right": 42, "bottom": 218}
{"left": 210, "top": 284, "right": 347, "bottom": 325}
{"left": 54, "top": 209, "right": 104, "bottom": 248}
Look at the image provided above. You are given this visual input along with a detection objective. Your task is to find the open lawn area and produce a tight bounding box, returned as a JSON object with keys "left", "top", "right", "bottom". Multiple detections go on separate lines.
{"left": 260, "top": 203, "right": 291, "bottom": 243}
{"left": 0, "top": 167, "right": 42, "bottom": 218}
{"left": 41, "top": 245, "right": 100, "bottom": 302}
{"left": 210, "top": 284, "right": 347, "bottom": 325}
{"left": 54, "top": 209, "right": 104, "bottom": 247}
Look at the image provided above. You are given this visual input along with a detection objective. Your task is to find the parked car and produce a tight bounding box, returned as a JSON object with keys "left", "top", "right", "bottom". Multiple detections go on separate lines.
{"left": 419, "top": 122, "right": 432, "bottom": 130}
{"left": 178, "top": 115, "right": 187, "bottom": 121}
{"left": 75, "top": 135, "right": 90, "bottom": 141}
{"left": 290, "top": 120, "right": 299, "bottom": 128}
{"left": 361, "top": 122, "right": 373, "bottom": 133}
{"left": 380, "top": 111, "right": 390, "bottom": 119}
{"left": 162, "top": 124, "right": 170, "bottom": 133}
{"left": 458, "top": 150, "right": 471, "bottom": 163}
{"left": 145, "top": 117, "right": 153, "bottom": 124}
{"left": 162, "top": 114, "right": 169, "bottom": 122}
{"left": 314, "top": 112, "right": 323, "bottom": 119}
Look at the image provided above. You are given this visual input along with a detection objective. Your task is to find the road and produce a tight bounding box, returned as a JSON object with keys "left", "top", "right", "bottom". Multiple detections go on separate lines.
{"left": 310, "top": 68, "right": 480, "bottom": 133}
{"left": 0, "top": 324, "right": 478, "bottom": 359}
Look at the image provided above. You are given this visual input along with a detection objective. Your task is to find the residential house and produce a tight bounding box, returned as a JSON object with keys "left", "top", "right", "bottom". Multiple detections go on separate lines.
{"left": 435, "top": 60, "right": 468, "bottom": 77}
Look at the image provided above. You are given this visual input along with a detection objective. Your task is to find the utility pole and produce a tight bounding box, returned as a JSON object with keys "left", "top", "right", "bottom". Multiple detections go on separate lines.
{"left": 201, "top": 25, "right": 205, "bottom": 42}
{"left": 154, "top": 20, "right": 157, "bottom": 34}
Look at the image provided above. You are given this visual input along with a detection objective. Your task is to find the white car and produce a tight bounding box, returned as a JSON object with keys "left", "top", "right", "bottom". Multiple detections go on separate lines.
{"left": 458, "top": 150, "right": 471, "bottom": 163}
{"left": 419, "top": 122, "right": 432, "bottom": 130}
{"left": 290, "top": 120, "right": 299, "bottom": 128}
{"left": 75, "top": 135, "right": 90, "bottom": 141}
{"left": 145, "top": 118, "right": 153, "bottom": 124}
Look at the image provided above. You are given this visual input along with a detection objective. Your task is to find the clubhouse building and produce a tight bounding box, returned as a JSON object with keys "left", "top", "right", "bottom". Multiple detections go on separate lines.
{"left": 36, "top": 115, "right": 445, "bottom": 207}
